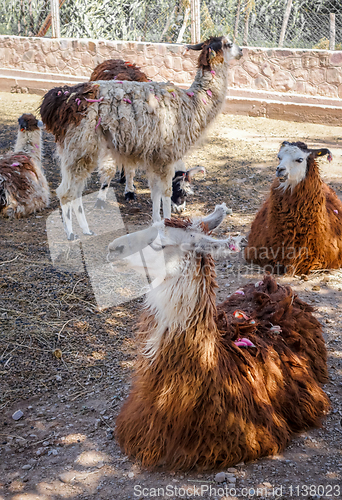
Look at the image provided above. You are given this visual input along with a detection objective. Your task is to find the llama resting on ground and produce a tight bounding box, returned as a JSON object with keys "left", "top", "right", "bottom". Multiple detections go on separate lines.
{"left": 0, "top": 114, "right": 50, "bottom": 218}
{"left": 245, "top": 141, "right": 342, "bottom": 275}
{"left": 90, "top": 59, "right": 206, "bottom": 211}
{"left": 108, "top": 204, "right": 329, "bottom": 470}
{"left": 40, "top": 36, "right": 242, "bottom": 240}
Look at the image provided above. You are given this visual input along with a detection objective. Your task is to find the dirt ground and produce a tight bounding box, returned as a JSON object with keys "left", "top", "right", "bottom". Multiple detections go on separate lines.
{"left": 1, "top": 91, "right": 342, "bottom": 500}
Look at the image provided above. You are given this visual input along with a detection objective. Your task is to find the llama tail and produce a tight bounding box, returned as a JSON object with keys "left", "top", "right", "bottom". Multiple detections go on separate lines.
{"left": 40, "top": 82, "right": 102, "bottom": 142}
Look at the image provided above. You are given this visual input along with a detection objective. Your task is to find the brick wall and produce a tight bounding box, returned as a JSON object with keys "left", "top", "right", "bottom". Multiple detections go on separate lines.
{"left": 1, "top": 36, "right": 342, "bottom": 99}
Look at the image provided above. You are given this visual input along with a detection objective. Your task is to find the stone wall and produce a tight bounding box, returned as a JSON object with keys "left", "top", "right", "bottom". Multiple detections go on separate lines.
{"left": 0, "top": 35, "right": 342, "bottom": 99}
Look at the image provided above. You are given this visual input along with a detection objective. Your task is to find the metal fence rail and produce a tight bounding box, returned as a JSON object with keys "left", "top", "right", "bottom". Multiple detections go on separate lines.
{"left": 0, "top": 0, "right": 341, "bottom": 50}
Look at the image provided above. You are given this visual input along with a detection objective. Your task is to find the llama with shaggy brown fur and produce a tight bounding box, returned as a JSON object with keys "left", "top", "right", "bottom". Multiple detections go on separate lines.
{"left": 40, "top": 36, "right": 242, "bottom": 240}
{"left": 107, "top": 204, "right": 329, "bottom": 471}
{"left": 245, "top": 141, "right": 342, "bottom": 275}
{"left": 0, "top": 114, "right": 50, "bottom": 218}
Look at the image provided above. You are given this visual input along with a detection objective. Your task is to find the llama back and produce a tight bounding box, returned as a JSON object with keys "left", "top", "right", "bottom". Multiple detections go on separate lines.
{"left": 90, "top": 59, "right": 149, "bottom": 82}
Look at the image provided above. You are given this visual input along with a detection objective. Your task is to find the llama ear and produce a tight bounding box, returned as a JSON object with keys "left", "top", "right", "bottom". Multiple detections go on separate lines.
{"left": 311, "top": 148, "right": 332, "bottom": 161}
{"left": 108, "top": 226, "right": 159, "bottom": 261}
{"left": 198, "top": 203, "right": 230, "bottom": 231}
{"left": 186, "top": 41, "right": 205, "bottom": 51}
{"left": 281, "top": 141, "right": 289, "bottom": 147}
{"left": 186, "top": 166, "right": 206, "bottom": 181}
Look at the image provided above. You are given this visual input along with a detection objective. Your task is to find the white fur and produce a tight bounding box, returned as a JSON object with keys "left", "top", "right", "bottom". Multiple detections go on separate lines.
{"left": 108, "top": 203, "right": 240, "bottom": 358}
{"left": 276, "top": 144, "right": 311, "bottom": 191}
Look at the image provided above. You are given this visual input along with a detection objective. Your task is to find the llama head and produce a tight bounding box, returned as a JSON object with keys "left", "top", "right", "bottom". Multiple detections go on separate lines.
{"left": 18, "top": 114, "right": 43, "bottom": 133}
{"left": 276, "top": 141, "right": 332, "bottom": 190}
{"left": 108, "top": 203, "right": 240, "bottom": 282}
{"left": 187, "top": 36, "right": 243, "bottom": 70}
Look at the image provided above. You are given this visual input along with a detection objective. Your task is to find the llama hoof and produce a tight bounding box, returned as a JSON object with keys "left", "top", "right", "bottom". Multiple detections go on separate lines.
{"left": 68, "top": 233, "right": 78, "bottom": 241}
{"left": 125, "top": 192, "right": 136, "bottom": 201}
{"left": 83, "top": 230, "right": 95, "bottom": 236}
{"left": 95, "top": 199, "right": 107, "bottom": 210}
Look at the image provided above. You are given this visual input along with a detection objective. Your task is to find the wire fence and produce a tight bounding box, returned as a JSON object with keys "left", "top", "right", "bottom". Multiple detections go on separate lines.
{"left": 0, "top": 0, "right": 341, "bottom": 50}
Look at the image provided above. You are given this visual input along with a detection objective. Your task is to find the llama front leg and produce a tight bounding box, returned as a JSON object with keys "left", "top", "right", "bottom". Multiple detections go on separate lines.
{"left": 161, "top": 173, "right": 173, "bottom": 220}
{"left": 124, "top": 167, "right": 136, "bottom": 201}
{"left": 95, "top": 147, "right": 116, "bottom": 209}
{"left": 149, "top": 175, "right": 162, "bottom": 222}
{"left": 71, "top": 197, "right": 94, "bottom": 236}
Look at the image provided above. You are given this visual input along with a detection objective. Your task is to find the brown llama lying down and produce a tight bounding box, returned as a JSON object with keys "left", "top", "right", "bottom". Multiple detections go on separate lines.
{"left": 108, "top": 204, "right": 329, "bottom": 471}
{"left": 245, "top": 141, "right": 342, "bottom": 275}
{"left": 0, "top": 114, "right": 50, "bottom": 218}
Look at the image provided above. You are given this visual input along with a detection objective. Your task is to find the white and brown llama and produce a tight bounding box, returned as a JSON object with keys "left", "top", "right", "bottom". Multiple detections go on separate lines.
{"left": 0, "top": 114, "right": 50, "bottom": 218}
{"left": 108, "top": 204, "right": 329, "bottom": 470}
{"left": 40, "top": 36, "right": 242, "bottom": 240}
{"left": 89, "top": 59, "right": 206, "bottom": 211}
{"left": 245, "top": 141, "right": 342, "bottom": 275}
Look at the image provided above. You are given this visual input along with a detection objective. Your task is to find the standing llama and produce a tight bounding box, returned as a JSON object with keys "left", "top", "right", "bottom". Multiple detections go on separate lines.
{"left": 40, "top": 36, "right": 242, "bottom": 240}
{"left": 0, "top": 114, "right": 50, "bottom": 218}
{"left": 245, "top": 141, "right": 342, "bottom": 275}
{"left": 108, "top": 204, "right": 329, "bottom": 471}
{"left": 90, "top": 59, "right": 205, "bottom": 210}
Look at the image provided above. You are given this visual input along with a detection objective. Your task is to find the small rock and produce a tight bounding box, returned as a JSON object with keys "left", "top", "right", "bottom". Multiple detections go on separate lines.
{"left": 22, "top": 465, "right": 32, "bottom": 470}
{"left": 312, "top": 286, "right": 320, "bottom": 291}
{"left": 226, "top": 474, "right": 236, "bottom": 483}
{"left": 12, "top": 410, "right": 24, "bottom": 421}
{"left": 106, "top": 430, "right": 114, "bottom": 440}
{"left": 59, "top": 472, "right": 75, "bottom": 484}
{"left": 300, "top": 275, "right": 309, "bottom": 281}
{"left": 128, "top": 472, "right": 134, "bottom": 479}
{"left": 42, "top": 441, "right": 50, "bottom": 447}
{"left": 36, "top": 447, "right": 47, "bottom": 456}
{"left": 214, "top": 472, "right": 226, "bottom": 483}
{"left": 94, "top": 419, "right": 101, "bottom": 430}
{"left": 227, "top": 467, "right": 237, "bottom": 473}
{"left": 55, "top": 375, "right": 62, "bottom": 382}
{"left": 48, "top": 449, "right": 58, "bottom": 456}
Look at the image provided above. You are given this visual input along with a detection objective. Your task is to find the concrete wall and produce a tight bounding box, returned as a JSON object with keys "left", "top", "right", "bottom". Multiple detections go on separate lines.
{"left": 1, "top": 35, "right": 342, "bottom": 99}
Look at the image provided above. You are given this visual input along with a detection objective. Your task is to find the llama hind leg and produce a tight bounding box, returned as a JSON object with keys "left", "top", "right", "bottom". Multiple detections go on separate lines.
{"left": 95, "top": 148, "right": 116, "bottom": 209}
{"left": 124, "top": 167, "right": 136, "bottom": 201}
{"left": 57, "top": 156, "right": 96, "bottom": 240}
{"left": 149, "top": 175, "right": 162, "bottom": 222}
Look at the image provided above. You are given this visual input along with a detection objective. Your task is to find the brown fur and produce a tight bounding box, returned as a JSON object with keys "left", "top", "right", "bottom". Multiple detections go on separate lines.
{"left": 0, "top": 154, "right": 39, "bottom": 217}
{"left": 115, "top": 263, "right": 329, "bottom": 470}
{"left": 164, "top": 218, "right": 211, "bottom": 234}
{"left": 18, "top": 114, "right": 39, "bottom": 131}
{"left": 89, "top": 59, "right": 149, "bottom": 83}
{"left": 245, "top": 142, "right": 342, "bottom": 274}
{"left": 40, "top": 83, "right": 101, "bottom": 142}
{"left": 190, "top": 36, "right": 226, "bottom": 71}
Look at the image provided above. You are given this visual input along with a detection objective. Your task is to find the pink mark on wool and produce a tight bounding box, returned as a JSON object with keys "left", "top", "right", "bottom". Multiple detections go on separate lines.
{"left": 234, "top": 290, "right": 245, "bottom": 296}
{"left": 186, "top": 92, "right": 194, "bottom": 97}
{"left": 85, "top": 97, "right": 104, "bottom": 103}
{"left": 211, "top": 70, "right": 216, "bottom": 75}
{"left": 11, "top": 162, "right": 20, "bottom": 167}
{"left": 57, "top": 91, "right": 62, "bottom": 96}
{"left": 64, "top": 91, "right": 69, "bottom": 95}
{"left": 154, "top": 95, "right": 160, "bottom": 101}
{"left": 171, "top": 92, "right": 176, "bottom": 98}
{"left": 234, "top": 338, "right": 256, "bottom": 348}
{"left": 34, "top": 144, "right": 39, "bottom": 149}
{"left": 229, "top": 244, "right": 239, "bottom": 252}
{"left": 334, "top": 209, "right": 338, "bottom": 214}
{"left": 206, "top": 89, "right": 212, "bottom": 97}
{"left": 95, "top": 117, "right": 102, "bottom": 130}
{"left": 75, "top": 98, "right": 81, "bottom": 106}
{"left": 123, "top": 98, "right": 132, "bottom": 104}
{"left": 116, "top": 81, "right": 123, "bottom": 84}
{"left": 202, "top": 98, "right": 207, "bottom": 105}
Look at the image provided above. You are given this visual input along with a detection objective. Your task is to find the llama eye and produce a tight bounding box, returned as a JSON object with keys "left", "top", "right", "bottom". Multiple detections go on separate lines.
{"left": 296, "top": 158, "right": 304, "bottom": 163}
{"left": 225, "top": 42, "right": 233, "bottom": 48}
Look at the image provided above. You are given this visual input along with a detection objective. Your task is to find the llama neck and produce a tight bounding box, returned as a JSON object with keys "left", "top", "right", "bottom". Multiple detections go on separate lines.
{"left": 271, "top": 160, "right": 325, "bottom": 226}
{"left": 14, "top": 129, "right": 42, "bottom": 166}
{"left": 187, "top": 61, "right": 230, "bottom": 128}
{"left": 143, "top": 254, "right": 219, "bottom": 361}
